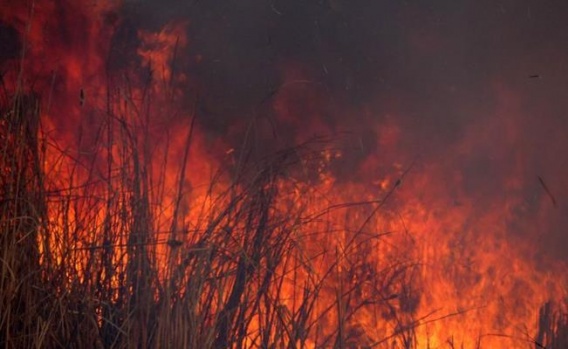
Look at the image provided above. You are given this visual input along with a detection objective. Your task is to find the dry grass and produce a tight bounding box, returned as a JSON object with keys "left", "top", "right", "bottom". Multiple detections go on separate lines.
{"left": 0, "top": 77, "right": 412, "bottom": 348}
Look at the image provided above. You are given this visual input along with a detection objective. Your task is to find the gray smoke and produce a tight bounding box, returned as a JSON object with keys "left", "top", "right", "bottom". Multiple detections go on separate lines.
{"left": 111, "top": 0, "right": 568, "bottom": 260}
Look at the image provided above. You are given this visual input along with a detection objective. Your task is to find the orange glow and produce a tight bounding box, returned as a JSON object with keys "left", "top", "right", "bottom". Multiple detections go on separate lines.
{"left": 1, "top": 1, "right": 567, "bottom": 348}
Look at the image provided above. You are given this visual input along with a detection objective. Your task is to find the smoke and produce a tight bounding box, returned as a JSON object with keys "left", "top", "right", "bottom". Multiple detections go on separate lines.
{"left": 3, "top": 0, "right": 567, "bottom": 259}
{"left": 111, "top": 1, "right": 563, "bottom": 138}
{"left": 107, "top": 0, "right": 568, "bottom": 260}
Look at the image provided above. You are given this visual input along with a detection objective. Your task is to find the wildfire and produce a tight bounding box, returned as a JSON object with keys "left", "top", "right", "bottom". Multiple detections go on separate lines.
{"left": 1, "top": 1, "right": 567, "bottom": 348}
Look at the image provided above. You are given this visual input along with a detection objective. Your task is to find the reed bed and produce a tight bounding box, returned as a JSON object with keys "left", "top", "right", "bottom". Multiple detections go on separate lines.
{"left": 0, "top": 72, "right": 565, "bottom": 349}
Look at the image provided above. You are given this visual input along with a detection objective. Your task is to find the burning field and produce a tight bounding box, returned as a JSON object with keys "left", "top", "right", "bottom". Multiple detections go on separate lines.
{"left": 1, "top": 0, "right": 567, "bottom": 348}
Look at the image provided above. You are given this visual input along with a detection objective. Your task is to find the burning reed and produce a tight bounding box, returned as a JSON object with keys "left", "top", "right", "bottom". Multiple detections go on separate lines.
{"left": 0, "top": 80, "right": 421, "bottom": 348}
{"left": 2, "top": 84, "right": 566, "bottom": 348}
{"left": 1, "top": 2, "right": 567, "bottom": 346}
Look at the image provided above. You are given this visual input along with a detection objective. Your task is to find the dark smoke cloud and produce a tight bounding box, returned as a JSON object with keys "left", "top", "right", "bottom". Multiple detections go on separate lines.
{"left": 114, "top": 1, "right": 566, "bottom": 141}
{"left": 2, "top": 0, "right": 566, "bottom": 259}
{"left": 114, "top": 1, "right": 407, "bottom": 135}
{"left": 113, "top": 0, "right": 568, "bottom": 258}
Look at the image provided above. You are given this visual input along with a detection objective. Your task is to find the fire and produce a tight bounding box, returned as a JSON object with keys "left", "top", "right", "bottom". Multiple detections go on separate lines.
{"left": 1, "top": 1, "right": 567, "bottom": 348}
